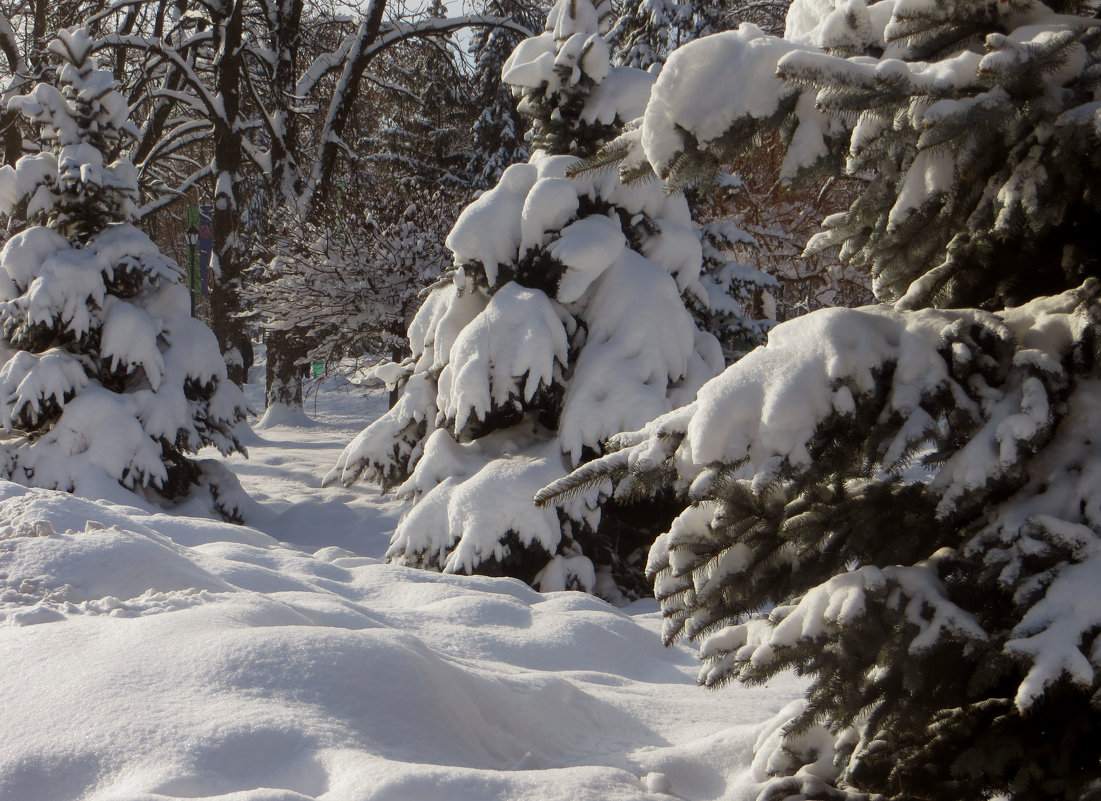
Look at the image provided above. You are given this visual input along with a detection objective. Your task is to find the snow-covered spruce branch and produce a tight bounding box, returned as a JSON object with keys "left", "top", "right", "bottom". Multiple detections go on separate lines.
{"left": 694, "top": 557, "right": 986, "bottom": 684}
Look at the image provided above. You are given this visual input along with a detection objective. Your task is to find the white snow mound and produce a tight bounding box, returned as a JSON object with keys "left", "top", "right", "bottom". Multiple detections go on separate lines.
{"left": 0, "top": 480, "right": 803, "bottom": 801}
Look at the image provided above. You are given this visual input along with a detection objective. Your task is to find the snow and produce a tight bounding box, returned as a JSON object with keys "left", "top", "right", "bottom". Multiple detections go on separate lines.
{"left": 395, "top": 435, "right": 568, "bottom": 578}
{"left": 641, "top": 28, "right": 803, "bottom": 176}
{"left": 437, "top": 282, "right": 571, "bottom": 433}
{"left": 501, "top": 32, "right": 557, "bottom": 90}
{"left": 99, "top": 298, "right": 166, "bottom": 390}
{"left": 887, "top": 147, "right": 954, "bottom": 230}
{"left": 549, "top": 215, "right": 626, "bottom": 303}
{"left": 550, "top": 0, "right": 609, "bottom": 41}
{"left": 258, "top": 401, "right": 317, "bottom": 428}
{"left": 583, "top": 66, "right": 655, "bottom": 125}
{"left": 407, "top": 282, "right": 487, "bottom": 374}
{"left": 9, "top": 244, "right": 104, "bottom": 338}
{"left": 966, "top": 375, "right": 1101, "bottom": 710}
{"left": 91, "top": 224, "right": 180, "bottom": 286}
{"left": 23, "top": 385, "right": 168, "bottom": 492}
{"left": 520, "top": 176, "right": 579, "bottom": 253}
{"left": 786, "top": 0, "right": 898, "bottom": 51}
{"left": 652, "top": 307, "right": 955, "bottom": 473}
{"left": 559, "top": 251, "right": 697, "bottom": 464}
{"left": 0, "top": 357, "right": 808, "bottom": 800}
{"left": 0, "top": 154, "right": 55, "bottom": 218}
{"left": 598, "top": 294, "right": 1095, "bottom": 535}
{"left": 445, "top": 163, "right": 537, "bottom": 285}
{"left": 0, "top": 348, "right": 87, "bottom": 427}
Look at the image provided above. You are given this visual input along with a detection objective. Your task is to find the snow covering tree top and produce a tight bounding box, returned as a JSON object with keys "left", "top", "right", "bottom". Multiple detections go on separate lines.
{"left": 501, "top": 0, "right": 626, "bottom": 154}
{"left": 0, "top": 29, "right": 139, "bottom": 242}
{"left": 617, "top": 0, "right": 1101, "bottom": 310}
{"left": 0, "top": 28, "right": 250, "bottom": 519}
{"left": 327, "top": 0, "right": 725, "bottom": 600}
{"left": 537, "top": 0, "right": 1101, "bottom": 796}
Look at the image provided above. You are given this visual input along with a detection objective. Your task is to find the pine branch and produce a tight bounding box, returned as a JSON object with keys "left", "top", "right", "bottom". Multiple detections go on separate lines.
{"left": 564, "top": 139, "right": 630, "bottom": 179}
{"left": 532, "top": 450, "right": 630, "bottom": 507}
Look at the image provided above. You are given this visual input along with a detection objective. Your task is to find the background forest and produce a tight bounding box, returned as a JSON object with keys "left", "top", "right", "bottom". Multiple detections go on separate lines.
{"left": 0, "top": 0, "right": 830, "bottom": 413}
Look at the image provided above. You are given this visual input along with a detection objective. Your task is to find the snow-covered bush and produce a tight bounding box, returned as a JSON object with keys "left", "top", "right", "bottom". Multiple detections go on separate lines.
{"left": 537, "top": 0, "right": 1101, "bottom": 796}
{"left": 326, "top": 0, "right": 726, "bottom": 600}
{"left": 0, "top": 29, "right": 249, "bottom": 518}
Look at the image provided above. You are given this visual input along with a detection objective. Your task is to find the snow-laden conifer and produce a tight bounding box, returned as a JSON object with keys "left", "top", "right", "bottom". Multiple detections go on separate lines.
{"left": 608, "top": 0, "right": 686, "bottom": 70}
{"left": 466, "top": 0, "right": 541, "bottom": 189}
{"left": 687, "top": 199, "right": 778, "bottom": 360}
{"left": 537, "top": 0, "right": 1101, "bottom": 795}
{"left": 0, "top": 29, "right": 249, "bottom": 518}
{"left": 326, "top": 0, "right": 724, "bottom": 600}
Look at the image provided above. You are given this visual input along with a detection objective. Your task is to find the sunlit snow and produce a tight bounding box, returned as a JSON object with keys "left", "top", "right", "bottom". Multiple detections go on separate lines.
{"left": 0, "top": 356, "right": 805, "bottom": 800}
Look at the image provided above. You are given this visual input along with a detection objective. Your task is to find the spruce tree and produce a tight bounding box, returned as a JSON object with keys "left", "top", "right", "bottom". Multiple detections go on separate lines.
{"left": 606, "top": 0, "right": 777, "bottom": 360}
{"left": 0, "top": 29, "right": 249, "bottom": 518}
{"left": 538, "top": 0, "right": 1101, "bottom": 797}
{"left": 607, "top": 0, "right": 686, "bottom": 70}
{"left": 466, "top": 0, "right": 542, "bottom": 190}
{"left": 690, "top": 210, "right": 777, "bottom": 359}
{"left": 326, "top": 0, "right": 723, "bottom": 600}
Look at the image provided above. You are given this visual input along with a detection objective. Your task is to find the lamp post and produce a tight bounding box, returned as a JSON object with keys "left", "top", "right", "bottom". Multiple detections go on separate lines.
{"left": 185, "top": 221, "right": 199, "bottom": 317}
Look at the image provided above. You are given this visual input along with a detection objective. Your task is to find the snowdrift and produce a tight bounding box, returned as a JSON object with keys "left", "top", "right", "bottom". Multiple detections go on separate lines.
{"left": 0, "top": 481, "right": 802, "bottom": 801}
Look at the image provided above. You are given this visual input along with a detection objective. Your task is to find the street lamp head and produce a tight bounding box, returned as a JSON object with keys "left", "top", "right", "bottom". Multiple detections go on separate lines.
{"left": 185, "top": 223, "right": 200, "bottom": 247}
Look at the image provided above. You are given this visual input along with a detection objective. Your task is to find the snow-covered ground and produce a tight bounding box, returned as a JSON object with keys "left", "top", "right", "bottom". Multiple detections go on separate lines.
{"left": 0, "top": 359, "right": 804, "bottom": 801}
{"left": 225, "top": 367, "right": 406, "bottom": 558}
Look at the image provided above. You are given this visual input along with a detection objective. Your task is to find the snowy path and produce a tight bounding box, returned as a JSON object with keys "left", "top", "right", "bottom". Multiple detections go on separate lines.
{"left": 218, "top": 370, "right": 405, "bottom": 557}
{"left": 0, "top": 367, "right": 804, "bottom": 801}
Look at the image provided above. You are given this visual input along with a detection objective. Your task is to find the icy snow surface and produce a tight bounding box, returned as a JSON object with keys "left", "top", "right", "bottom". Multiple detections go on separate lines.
{"left": 0, "top": 355, "right": 804, "bottom": 800}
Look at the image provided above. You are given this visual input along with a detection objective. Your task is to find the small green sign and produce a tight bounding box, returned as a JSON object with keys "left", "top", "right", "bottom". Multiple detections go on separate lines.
{"left": 311, "top": 362, "right": 325, "bottom": 378}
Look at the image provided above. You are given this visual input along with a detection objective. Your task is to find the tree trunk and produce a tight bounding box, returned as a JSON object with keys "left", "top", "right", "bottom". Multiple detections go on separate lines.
{"left": 271, "top": 0, "right": 305, "bottom": 208}
{"left": 208, "top": 0, "right": 249, "bottom": 387}
{"left": 265, "top": 329, "right": 308, "bottom": 409}
{"left": 309, "top": 0, "right": 387, "bottom": 216}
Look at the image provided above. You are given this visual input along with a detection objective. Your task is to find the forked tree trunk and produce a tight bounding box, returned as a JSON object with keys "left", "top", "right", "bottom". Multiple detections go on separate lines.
{"left": 265, "top": 329, "right": 308, "bottom": 408}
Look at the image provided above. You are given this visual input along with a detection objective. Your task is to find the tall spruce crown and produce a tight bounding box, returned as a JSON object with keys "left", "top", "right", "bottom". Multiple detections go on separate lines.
{"left": 0, "top": 28, "right": 249, "bottom": 518}
{"left": 328, "top": 0, "right": 728, "bottom": 600}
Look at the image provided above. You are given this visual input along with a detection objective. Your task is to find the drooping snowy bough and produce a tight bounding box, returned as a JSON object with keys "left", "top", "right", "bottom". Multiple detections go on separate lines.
{"left": 326, "top": 0, "right": 740, "bottom": 600}
{"left": 537, "top": 0, "right": 1101, "bottom": 797}
{"left": 0, "top": 30, "right": 249, "bottom": 519}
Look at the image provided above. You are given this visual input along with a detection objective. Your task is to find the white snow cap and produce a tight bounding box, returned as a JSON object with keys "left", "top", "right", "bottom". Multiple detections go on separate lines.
{"left": 637, "top": 25, "right": 833, "bottom": 181}
{"left": 446, "top": 163, "right": 537, "bottom": 285}
{"left": 642, "top": 27, "right": 803, "bottom": 175}
{"left": 437, "top": 283, "right": 572, "bottom": 435}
